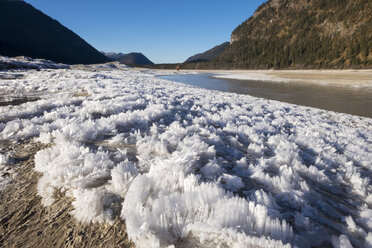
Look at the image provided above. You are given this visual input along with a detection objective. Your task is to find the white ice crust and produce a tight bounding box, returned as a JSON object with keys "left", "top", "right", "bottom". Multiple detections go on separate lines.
{"left": 0, "top": 55, "right": 69, "bottom": 70}
{"left": 1, "top": 62, "right": 371, "bottom": 247}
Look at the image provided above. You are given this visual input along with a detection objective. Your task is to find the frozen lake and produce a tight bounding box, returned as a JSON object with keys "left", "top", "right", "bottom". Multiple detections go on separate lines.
{"left": 159, "top": 73, "right": 372, "bottom": 118}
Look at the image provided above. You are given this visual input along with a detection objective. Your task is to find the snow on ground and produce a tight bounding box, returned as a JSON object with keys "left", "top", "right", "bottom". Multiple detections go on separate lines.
{"left": 214, "top": 71, "right": 286, "bottom": 83}
{"left": 0, "top": 65, "right": 372, "bottom": 248}
{"left": 71, "top": 61, "right": 131, "bottom": 71}
{"left": 213, "top": 70, "right": 372, "bottom": 89}
{"left": 0, "top": 56, "right": 69, "bottom": 70}
{"left": 0, "top": 152, "right": 15, "bottom": 189}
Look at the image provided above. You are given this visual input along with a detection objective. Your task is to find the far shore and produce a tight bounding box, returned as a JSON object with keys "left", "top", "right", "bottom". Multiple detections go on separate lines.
{"left": 146, "top": 68, "right": 372, "bottom": 88}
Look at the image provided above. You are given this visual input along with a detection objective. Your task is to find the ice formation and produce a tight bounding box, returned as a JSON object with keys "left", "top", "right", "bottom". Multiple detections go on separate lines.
{"left": 0, "top": 61, "right": 372, "bottom": 247}
{"left": 0, "top": 152, "right": 14, "bottom": 189}
{"left": 0, "top": 55, "right": 69, "bottom": 70}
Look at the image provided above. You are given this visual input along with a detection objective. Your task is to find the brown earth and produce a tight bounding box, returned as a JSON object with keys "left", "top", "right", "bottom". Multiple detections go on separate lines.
{"left": 0, "top": 140, "right": 133, "bottom": 248}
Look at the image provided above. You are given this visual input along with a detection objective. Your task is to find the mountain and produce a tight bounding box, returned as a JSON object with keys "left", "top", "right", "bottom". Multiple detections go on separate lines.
{"left": 0, "top": 0, "right": 110, "bottom": 65}
{"left": 119, "top": 53, "right": 154, "bottom": 65}
{"left": 185, "top": 42, "right": 229, "bottom": 63}
{"left": 102, "top": 52, "right": 126, "bottom": 61}
{"left": 101, "top": 52, "right": 154, "bottom": 66}
{"left": 213, "top": 0, "right": 372, "bottom": 69}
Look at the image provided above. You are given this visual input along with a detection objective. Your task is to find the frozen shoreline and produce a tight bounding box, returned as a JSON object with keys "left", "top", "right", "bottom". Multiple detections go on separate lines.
{"left": 1, "top": 58, "right": 372, "bottom": 247}
{"left": 153, "top": 68, "right": 372, "bottom": 88}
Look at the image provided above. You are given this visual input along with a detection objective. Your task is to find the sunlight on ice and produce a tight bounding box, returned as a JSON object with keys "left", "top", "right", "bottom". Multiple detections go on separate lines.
{"left": 0, "top": 61, "right": 371, "bottom": 247}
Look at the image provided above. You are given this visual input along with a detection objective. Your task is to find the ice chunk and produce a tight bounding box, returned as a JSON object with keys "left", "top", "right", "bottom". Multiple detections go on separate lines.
{"left": 332, "top": 234, "right": 353, "bottom": 248}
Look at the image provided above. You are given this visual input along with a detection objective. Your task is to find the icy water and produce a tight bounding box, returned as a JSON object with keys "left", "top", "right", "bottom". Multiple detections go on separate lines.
{"left": 159, "top": 73, "right": 372, "bottom": 118}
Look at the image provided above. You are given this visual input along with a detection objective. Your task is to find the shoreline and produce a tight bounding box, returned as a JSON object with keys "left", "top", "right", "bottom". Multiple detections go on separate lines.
{"left": 0, "top": 139, "right": 133, "bottom": 248}
{"left": 148, "top": 68, "right": 372, "bottom": 88}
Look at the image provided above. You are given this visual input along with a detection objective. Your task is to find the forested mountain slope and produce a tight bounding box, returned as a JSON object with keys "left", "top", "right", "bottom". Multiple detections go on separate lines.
{"left": 119, "top": 53, "right": 154, "bottom": 66}
{"left": 213, "top": 0, "right": 372, "bottom": 69}
{"left": 185, "top": 42, "right": 229, "bottom": 63}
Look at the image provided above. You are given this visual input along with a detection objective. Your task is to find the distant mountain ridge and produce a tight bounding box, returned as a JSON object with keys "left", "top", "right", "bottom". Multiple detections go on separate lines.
{"left": 0, "top": 0, "right": 110, "bottom": 64}
{"left": 214, "top": 0, "right": 372, "bottom": 69}
{"left": 120, "top": 53, "right": 154, "bottom": 65}
{"left": 185, "top": 42, "right": 229, "bottom": 63}
{"left": 102, "top": 52, "right": 154, "bottom": 66}
{"left": 102, "top": 52, "right": 127, "bottom": 61}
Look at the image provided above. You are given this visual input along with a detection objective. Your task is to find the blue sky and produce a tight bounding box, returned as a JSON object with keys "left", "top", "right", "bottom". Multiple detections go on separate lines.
{"left": 25, "top": 0, "right": 265, "bottom": 63}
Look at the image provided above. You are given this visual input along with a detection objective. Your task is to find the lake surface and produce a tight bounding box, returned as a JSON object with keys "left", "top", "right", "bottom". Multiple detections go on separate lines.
{"left": 159, "top": 73, "right": 372, "bottom": 118}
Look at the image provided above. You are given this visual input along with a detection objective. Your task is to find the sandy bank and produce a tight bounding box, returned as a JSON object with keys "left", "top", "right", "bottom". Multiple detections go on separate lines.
{"left": 152, "top": 69, "right": 372, "bottom": 88}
